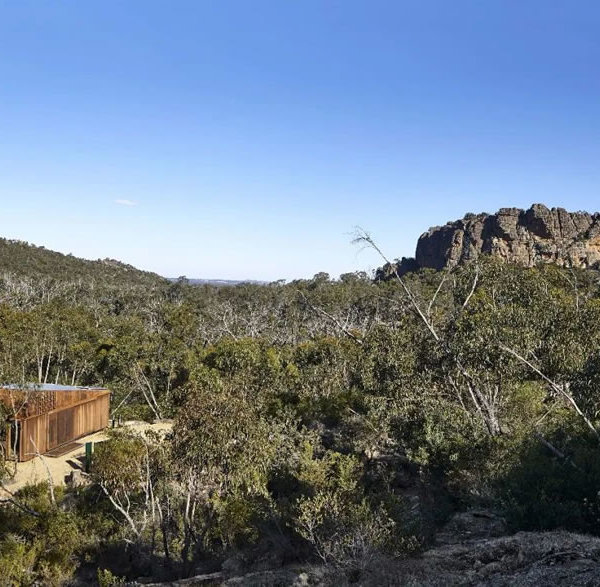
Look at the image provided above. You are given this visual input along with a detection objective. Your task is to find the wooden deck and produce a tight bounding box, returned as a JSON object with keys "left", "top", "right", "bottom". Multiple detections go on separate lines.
{"left": 44, "top": 441, "right": 82, "bottom": 458}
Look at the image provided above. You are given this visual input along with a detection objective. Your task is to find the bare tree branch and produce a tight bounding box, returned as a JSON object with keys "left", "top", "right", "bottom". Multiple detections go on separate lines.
{"left": 28, "top": 437, "right": 55, "bottom": 506}
{"left": 462, "top": 265, "right": 480, "bottom": 309}
{"left": 100, "top": 482, "right": 141, "bottom": 538}
{"left": 353, "top": 228, "right": 440, "bottom": 342}
{"left": 499, "top": 344, "right": 600, "bottom": 442}
{"left": 534, "top": 432, "right": 582, "bottom": 471}
{"left": 0, "top": 480, "right": 40, "bottom": 517}
{"left": 427, "top": 271, "right": 450, "bottom": 319}
{"left": 297, "top": 291, "right": 363, "bottom": 345}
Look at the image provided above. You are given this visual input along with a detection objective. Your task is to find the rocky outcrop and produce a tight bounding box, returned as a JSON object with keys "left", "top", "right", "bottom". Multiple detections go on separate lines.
{"left": 395, "top": 529, "right": 600, "bottom": 586}
{"left": 378, "top": 204, "right": 600, "bottom": 278}
{"left": 138, "top": 530, "right": 600, "bottom": 586}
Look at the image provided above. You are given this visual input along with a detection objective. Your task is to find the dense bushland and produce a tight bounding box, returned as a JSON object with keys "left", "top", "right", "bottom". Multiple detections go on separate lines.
{"left": 1, "top": 255, "right": 600, "bottom": 584}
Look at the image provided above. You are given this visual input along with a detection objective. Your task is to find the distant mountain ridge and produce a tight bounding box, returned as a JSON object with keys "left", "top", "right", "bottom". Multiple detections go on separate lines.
{"left": 0, "top": 238, "right": 168, "bottom": 288}
{"left": 168, "top": 278, "right": 268, "bottom": 286}
{"left": 378, "top": 204, "right": 600, "bottom": 278}
{"left": 0, "top": 238, "right": 264, "bottom": 288}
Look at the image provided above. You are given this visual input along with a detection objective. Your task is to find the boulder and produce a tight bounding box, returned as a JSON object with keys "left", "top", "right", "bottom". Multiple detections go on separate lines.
{"left": 65, "top": 469, "right": 91, "bottom": 488}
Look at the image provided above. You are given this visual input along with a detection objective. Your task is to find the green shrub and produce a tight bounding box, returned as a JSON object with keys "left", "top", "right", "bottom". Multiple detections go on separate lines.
{"left": 497, "top": 420, "right": 600, "bottom": 534}
{"left": 97, "top": 568, "right": 126, "bottom": 587}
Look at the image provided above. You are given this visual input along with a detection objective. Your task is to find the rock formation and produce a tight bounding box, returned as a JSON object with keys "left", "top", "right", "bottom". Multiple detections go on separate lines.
{"left": 379, "top": 204, "right": 600, "bottom": 278}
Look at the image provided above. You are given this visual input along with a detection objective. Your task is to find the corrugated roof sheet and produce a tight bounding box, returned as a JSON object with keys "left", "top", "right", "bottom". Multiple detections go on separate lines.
{"left": 1, "top": 383, "right": 107, "bottom": 391}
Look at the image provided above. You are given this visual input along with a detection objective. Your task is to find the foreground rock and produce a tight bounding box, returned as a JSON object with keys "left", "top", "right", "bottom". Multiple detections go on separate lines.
{"left": 395, "top": 530, "right": 600, "bottom": 586}
{"left": 378, "top": 204, "right": 600, "bottom": 278}
{"left": 134, "top": 529, "right": 600, "bottom": 586}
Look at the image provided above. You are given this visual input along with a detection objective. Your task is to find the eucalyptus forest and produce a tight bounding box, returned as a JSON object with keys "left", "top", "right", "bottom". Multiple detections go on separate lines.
{"left": 1, "top": 236, "right": 600, "bottom": 585}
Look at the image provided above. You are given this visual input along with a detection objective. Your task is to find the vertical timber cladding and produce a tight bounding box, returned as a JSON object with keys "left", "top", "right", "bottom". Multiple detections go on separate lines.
{"left": 20, "top": 393, "right": 110, "bottom": 461}
{"left": 20, "top": 413, "right": 47, "bottom": 460}
{"left": 0, "top": 387, "right": 111, "bottom": 462}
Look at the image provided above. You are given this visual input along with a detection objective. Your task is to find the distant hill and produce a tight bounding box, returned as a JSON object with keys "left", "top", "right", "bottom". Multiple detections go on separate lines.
{"left": 0, "top": 238, "right": 168, "bottom": 288}
{"left": 378, "top": 204, "right": 600, "bottom": 279}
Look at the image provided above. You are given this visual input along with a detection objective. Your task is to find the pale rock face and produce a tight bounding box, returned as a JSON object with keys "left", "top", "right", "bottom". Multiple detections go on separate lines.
{"left": 385, "top": 204, "right": 600, "bottom": 277}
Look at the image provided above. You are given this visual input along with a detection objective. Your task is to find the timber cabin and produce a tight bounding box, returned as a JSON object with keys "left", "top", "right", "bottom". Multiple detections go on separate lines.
{"left": 0, "top": 384, "right": 110, "bottom": 461}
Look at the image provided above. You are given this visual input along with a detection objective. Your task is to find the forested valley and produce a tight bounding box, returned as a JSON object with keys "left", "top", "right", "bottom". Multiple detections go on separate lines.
{"left": 2, "top": 238, "right": 600, "bottom": 585}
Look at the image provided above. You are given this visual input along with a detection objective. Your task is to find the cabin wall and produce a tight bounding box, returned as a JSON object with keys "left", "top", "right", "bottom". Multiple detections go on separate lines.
{"left": 0, "top": 388, "right": 109, "bottom": 419}
{"left": 54, "top": 389, "right": 105, "bottom": 410}
{"left": 0, "top": 389, "right": 56, "bottom": 418}
{"left": 14, "top": 392, "right": 110, "bottom": 461}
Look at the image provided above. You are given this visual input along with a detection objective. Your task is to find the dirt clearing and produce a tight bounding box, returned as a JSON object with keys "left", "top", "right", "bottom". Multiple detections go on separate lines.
{"left": 1, "top": 419, "right": 173, "bottom": 495}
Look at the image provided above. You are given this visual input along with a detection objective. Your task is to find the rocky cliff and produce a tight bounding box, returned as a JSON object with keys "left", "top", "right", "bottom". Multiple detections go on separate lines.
{"left": 379, "top": 204, "right": 600, "bottom": 278}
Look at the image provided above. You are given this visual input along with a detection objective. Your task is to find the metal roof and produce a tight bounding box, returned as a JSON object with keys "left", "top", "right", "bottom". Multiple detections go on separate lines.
{"left": 1, "top": 383, "right": 107, "bottom": 391}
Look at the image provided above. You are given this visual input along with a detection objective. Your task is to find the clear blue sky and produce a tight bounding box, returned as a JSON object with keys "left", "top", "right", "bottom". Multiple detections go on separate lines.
{"left": 1, "top": 1, "right": 599, "bottom": 281}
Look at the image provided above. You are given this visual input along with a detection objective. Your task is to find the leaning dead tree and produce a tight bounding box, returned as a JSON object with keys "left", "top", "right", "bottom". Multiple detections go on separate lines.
{"left": 353, "top": 228, "right": 501, "bottom": 435}
{"left": 354, "top": 228, "right": 600, "bottom": 443}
